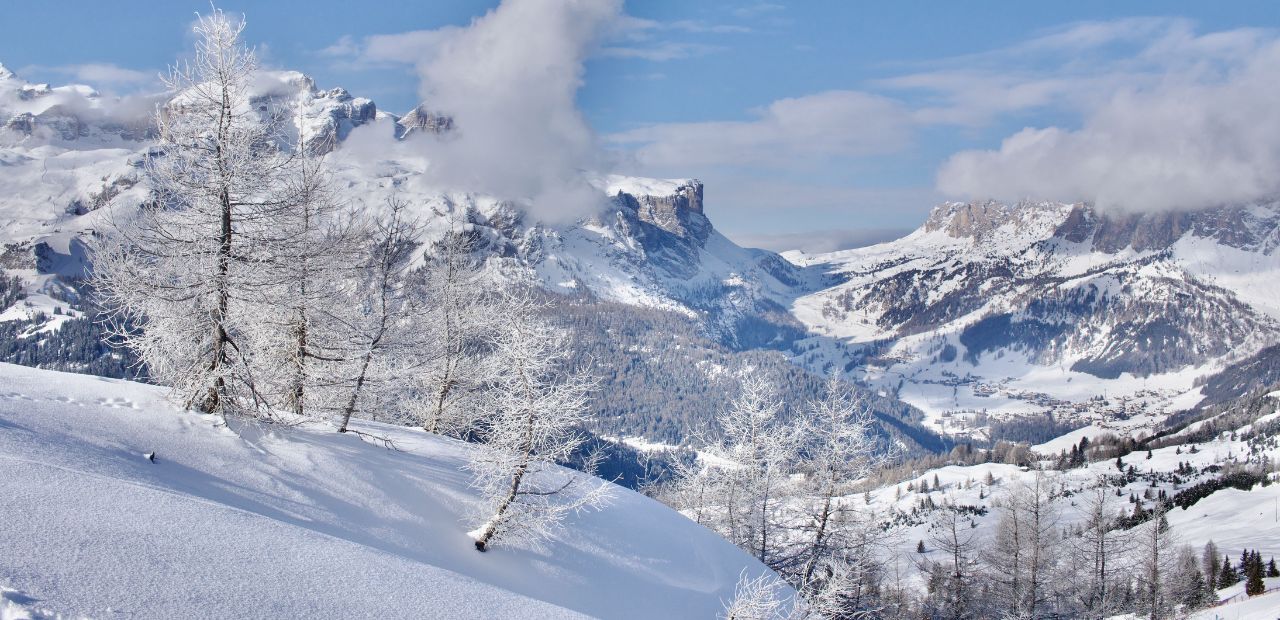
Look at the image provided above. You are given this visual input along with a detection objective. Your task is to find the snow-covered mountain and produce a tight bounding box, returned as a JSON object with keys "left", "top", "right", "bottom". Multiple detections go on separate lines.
{"left": 6, "top": 59, "right": 1280, "bottom": 450}
{"left": 0, "top": 62, "right": 804, "bottom": 347}
{"left": 786, "top": 200, "right": 1280, "bottom": 438}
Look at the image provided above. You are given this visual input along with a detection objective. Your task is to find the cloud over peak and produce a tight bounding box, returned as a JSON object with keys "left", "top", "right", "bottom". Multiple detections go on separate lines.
{"left": 937, "top": 30, "right": 1280, "bottom": 212}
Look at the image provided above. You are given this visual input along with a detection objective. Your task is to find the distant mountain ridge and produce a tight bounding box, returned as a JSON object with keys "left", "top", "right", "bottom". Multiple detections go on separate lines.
{"left": 787, "top": 198, "right": 1280, "bottom": 437}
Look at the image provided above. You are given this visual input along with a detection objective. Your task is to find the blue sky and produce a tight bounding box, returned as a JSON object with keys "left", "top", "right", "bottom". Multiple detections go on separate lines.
{"left": 3, "top": 1, "right": 1279, "bottom": 251}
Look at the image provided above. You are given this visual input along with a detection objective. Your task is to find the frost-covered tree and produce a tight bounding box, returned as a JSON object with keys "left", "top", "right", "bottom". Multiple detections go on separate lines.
{"left": 334, "top": 198, "right": 421, "bottom": 432}
{"left": 1133, "top": 503, "right": 1176, "bottom": 619}
{"left": 1065, "top": 480, "right": 1130, "bottom": 618}
{"left": 922, "top": 505, "right": 980, "bottom": 620}
{"left": 257, "top": 132, "right": 363, "bottom": 419}
{"left": 466, "top": 295, "right": 607, "bottom": 551}
{"left": 985, "top": 470, "right": 1059, "bottom": 617}
{"left": 722, "top": 571, "right": 795, "bottom": 620}
{"left": 411, "top": 214, "right": 497, "bottom": 436}
{"left": 785, "top": 376, "right": 888, "bottom": 614}
{"left": 92, "top": 8, "right": 295, "bottom": 416}
{"left": 704, "top": 374, "right": 796, "bottom": 566}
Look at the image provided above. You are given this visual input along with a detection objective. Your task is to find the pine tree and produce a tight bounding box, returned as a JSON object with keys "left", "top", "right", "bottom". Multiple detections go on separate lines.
{"left": 1245, "top": 550, "right": 1265, "bottom": 596}
{"left": 1269, "top": 557, "right": 1279, "bottom": 578}
{"left": 1219, "top": 555, "right": 1238, "bottom": 588}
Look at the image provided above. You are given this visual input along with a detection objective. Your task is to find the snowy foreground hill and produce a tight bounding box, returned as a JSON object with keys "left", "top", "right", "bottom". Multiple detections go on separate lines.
{"left": 0, "top": 363, "right": 786, "bottom": 619}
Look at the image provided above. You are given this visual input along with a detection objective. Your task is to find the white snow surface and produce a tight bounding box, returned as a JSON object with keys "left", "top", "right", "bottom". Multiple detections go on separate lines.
{"left": 0, "top": 363, "right": 783, "bottom": 619}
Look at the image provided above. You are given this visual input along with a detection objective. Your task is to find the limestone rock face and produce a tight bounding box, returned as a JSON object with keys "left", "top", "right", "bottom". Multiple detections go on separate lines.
{"left": 395, "top": 104, "right": 454, "bottom": 138}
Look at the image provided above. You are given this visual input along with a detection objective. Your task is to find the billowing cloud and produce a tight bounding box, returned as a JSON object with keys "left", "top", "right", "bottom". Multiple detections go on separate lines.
{"left": 406, "top": 0, "right": 624, "bottom": 222}
{"left": 937, "top": 36, "right": 1280, "bottom": 212}
{"left": 607, "top": 90, "right": 911, "bottom": 169}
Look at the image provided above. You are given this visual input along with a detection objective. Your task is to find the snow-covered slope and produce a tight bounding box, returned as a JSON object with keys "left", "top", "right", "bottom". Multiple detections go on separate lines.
{"left": 0, "top": 363, "right": 784, "bottom": 619}
{"left": 788, "top": 200, "right": 1280, "bottom": 437}
{"left": 843, "top": 385, "right": 1280, "bottom": 602}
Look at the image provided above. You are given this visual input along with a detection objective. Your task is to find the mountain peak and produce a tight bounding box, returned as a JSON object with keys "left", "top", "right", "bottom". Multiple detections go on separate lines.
{"left": 923, "top": 200, "right": 1074, "bottom": 242}
{"left": 395, "top": 103, "right": 453, "bottom": 138}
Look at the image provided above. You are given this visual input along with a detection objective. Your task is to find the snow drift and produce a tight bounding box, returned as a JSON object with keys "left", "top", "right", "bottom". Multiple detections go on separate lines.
{"left": 0, "top": 363, "right": 785, "bottom": 619}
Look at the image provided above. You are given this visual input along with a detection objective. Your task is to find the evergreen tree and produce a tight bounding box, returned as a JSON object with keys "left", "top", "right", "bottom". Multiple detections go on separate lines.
{"left": 1245, "top": 550, "right": 1265, "bottom": 596}
{"left": 1269, "top": 557, "right": 1279, "bottom": 578}
{"left": 1219, "top": 555, "right": 1238, "bottom": 588}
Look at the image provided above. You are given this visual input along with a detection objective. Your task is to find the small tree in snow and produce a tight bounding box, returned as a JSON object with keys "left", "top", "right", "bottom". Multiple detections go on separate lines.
{"left": 466, "top": 295, "right": 607, "bottom": 551}
{"left": 722, "top": 571, "right": 795, "bottom": 620}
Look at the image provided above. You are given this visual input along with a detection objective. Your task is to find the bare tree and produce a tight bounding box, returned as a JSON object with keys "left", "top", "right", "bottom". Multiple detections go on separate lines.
{"left": 412, "top": 212, "right": 496, "bottom": 436}
{"left": 466, "top": 295, "right": 607, "bottom": 551}
{"left": 786, "top": 376, "right": 888, "bottom": 615}
{"left": 1066, "top": 479, "right": 1130, "bottom": 618}
{"left": 923, "top": 505, "right": 979, "bottom": 620}
{"left": 984, "top": 470, "right": 1059, "bottom": 618}
{"left": 722, "top": 570, "right": 795, "bottom": 620}
{"left": 334, "top": 198, "right": 420, "bottom": 433}
{"left": 257, "top": 130, "right": 363, "bottom": 419}
{"left": 698, "top": 373, "right": 796, "bottom": 566}
{"left": 91, "top": 8, "right": 295, "bottom": 417}
{"left": 1133, "top": 503, "right": 1176, "bottom": 620}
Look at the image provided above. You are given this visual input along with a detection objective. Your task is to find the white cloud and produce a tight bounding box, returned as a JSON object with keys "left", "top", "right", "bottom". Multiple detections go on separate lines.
{"left": 599, "top": 41, "right": 726, "bottom": 61}
{"left": 402, "top": 0, "right": 623, "bottom": 223}
{"left": 18, "top": 63, "right": 155, "bottom": 90}
{"left": 730, "top": 2, "right": 784, "bottom": 20}
{"left": 65, "top": 63, "right": 153, "bottom": 86}
{"left": 607, "top": 90, "right": 911, "bottom": 168}
{"left": 728, "top": 228, "right": 911, "bottom": 253}
{"left": 937, "top": 36, "right": 1280, "bottom": 212}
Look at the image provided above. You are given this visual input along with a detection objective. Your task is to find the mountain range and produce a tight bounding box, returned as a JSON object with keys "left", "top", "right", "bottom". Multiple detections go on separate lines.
{"left": 3, "top": 61, "right": 1279, "bottom": 450}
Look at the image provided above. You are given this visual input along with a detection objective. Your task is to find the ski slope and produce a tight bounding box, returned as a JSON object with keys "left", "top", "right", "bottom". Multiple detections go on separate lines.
{"left": 0, "top": 363, "right": 784, "bottom": 619}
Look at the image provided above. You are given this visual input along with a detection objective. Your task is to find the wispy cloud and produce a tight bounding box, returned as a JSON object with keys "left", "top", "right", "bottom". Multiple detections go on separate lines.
{"left": 730, "top": 2, "right": 784, "bottom": 20}
{"left": 607, "top": 90, "right": 911, "bottom": 168}
{"left": 729, "top": 227, "right": 911, "bottom": 253}
{"left": 599, "top": 42, "right": 726, "bottom": 61}
{"left": 19, "top": 63, "right": 156, "bottom": 89}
